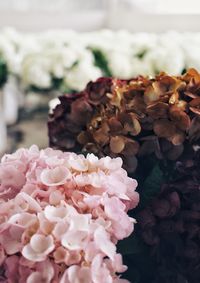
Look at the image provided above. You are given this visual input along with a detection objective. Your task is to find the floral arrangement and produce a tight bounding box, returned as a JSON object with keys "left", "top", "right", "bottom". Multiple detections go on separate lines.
{"left": 0, "top": 145, "right": 139, "bottom": 282}
{"left": 48, "top": 68, "right": 200, "bottom": 283}
{"left": 1, "top": 28, "right": 200, "bottom": 93}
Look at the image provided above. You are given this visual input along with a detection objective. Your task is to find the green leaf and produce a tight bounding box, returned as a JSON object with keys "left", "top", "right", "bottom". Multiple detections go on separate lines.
{"left": 135, "top": 49, "right": 147, "bottom": 59}
{"left": 90, "top": 48, "right": 112, "bottom": 77}
{"left": 0, "top": 57, "right": 7, "bottom": 87}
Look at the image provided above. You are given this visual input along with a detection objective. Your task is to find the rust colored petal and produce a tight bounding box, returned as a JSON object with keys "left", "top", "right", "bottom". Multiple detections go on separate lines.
{"left": 146, "top": 102, "right": 169, "bottom": 119}
{"left": 124, "top": 114, "right": 141, "bottom": 136}
{"left": 176, "top": 100, "right": 187, "bottom": 111}
{"left": 144, "top": 85, "right": 160, "bottom": 104}
{"left": 93, "top": 128, "right": 109, "bottom": 146}
{"left": 189, "top": 97, "right": 200, "bottom": 116}
{"left": 169, "top": 131, "right": 185, "bottom": 146}
{"left": 189, "top": 97, "right": 200, "bottom": 107}
{"left": 190, "top": 107, "right": 200, "bottom": 115}
{"left": 188, "top": 117, "right": 200, "bottom": 141}
{"left": 110, "top": 136, "right": 125, "bottom": 153}
{"left": 153, "top": 119, "right": 176, "bottom": 138}
{"left": 169, "top": 91, "right": 179, "bottom": 105}
{"left": 184, "top": 91, "right": 198, "bottom": 99}
{"left": 108, "top": 117, "right": 123, "bottom": 133}
{"left": 122, "top": 139, "right": 140, "bottom": 156}
{"left": 129, "top": 95, "right": 146, "bottom": 114}
{"left": 184, "top": 68, "right": 200, "bottom": 84}
{"left": 169, "top": 107, "right": 190, "bottom": 131}
{"left": 77, "top": 131, "right": 90, "bottom": 145}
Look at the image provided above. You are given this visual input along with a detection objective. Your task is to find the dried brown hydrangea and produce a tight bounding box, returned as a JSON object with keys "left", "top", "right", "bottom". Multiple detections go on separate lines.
{"left": 48, "top": 68, "right": 200, "bottom": 173}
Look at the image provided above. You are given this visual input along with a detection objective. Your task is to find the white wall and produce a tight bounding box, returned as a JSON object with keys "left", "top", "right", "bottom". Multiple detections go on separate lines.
{"left": 0, "top": 0, "right": 108, "bottom": 31}
{"left": 0, "top": 0, "right": 200, "bottom": 32}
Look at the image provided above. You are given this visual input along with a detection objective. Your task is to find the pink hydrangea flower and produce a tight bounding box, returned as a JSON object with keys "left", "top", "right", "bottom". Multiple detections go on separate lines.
{"left": 0, "top": 146, "right": 139, "bottom": 282}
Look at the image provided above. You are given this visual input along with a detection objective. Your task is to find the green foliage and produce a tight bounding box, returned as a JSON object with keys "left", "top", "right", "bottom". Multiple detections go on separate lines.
{"left": 90, "top": 48, "right": 112, "bottom": 77}
{"left": 0, "top": 57, "right": 8, "bottom": 87}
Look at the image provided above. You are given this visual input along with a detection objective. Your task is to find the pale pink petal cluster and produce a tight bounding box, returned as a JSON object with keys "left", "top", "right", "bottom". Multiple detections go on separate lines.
{"left": 0, "top": 145, "right": 139, "bottom": 282}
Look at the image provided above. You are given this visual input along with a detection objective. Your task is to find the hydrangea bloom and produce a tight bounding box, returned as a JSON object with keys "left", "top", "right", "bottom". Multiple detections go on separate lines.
{"left": 0, "top": 145, "right": 139, "bottom": 282}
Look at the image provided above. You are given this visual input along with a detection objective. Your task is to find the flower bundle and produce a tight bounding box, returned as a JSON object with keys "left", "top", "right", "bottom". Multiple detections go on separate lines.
{"left": 0, "top": 145, "right": 139, "bottom": 282}
{"left": 48, "top": 68, "right": 200, "bottom": 283}
{"left": 48, "top": 68, "right": 200, "bottom": 172}
{"left": 2, "top": 28, "right": 200, "bottom": 93}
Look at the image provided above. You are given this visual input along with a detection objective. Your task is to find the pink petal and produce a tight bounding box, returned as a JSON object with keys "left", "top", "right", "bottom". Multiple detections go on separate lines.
{"left": 68, "top": 155, "right": 88, "bottom": 172}
{"left": 40, "top": 166, "right": 71, "bottom": 186}
{"left": 94, "top": 227, "right": 116, "bottom": 260}
{"left": 15, "top": 192, "right": 42, "bottom": 212}
{"left": 22, "top": 234, "right": 54, "bottom": 262}
{"left": 61, "top": 230, "right": 88, "bottom": 250}
{"left": 91, "top": 254, "right": 113, "bottom": 283}
{"left": 30, "top": 234, "right": 54, "bottom": 254}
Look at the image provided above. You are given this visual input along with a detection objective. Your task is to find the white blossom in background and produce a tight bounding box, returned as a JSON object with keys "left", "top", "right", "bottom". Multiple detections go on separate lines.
{"left": 106, "top": 50, "right": 133, "bottom": 78}
{"left": 0, "top": 34, "right": 16, "bottom": 72}
{"left": 64, "top": 49, "right": 102, "bottom": 91}
{"left": 45, "top": 45, "right": 79, "bottom": 79}
{"left": 3, "top": 75, "right": 19, "bottom": 125}
{"left": 0, "top": 91, "right": 7, "bottom": 154}
{"left": 182, "top": 33, "right": 200, "bottom": 71}
{"left": 1, "top": 28, "right": 200, "bottom": 92}
{"left": 21, "top": 53, "right": 52, "bottom": 89}
{"left": 131, "top": 56, "right": 155, "bottom": 77}
{"left": 147, "top": 45, "right": 185, "bottom": 75}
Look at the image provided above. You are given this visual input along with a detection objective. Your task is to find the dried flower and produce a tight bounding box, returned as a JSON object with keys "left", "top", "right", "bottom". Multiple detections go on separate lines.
{"left": 49, "top": 69, "right": 200, "bottom": 173}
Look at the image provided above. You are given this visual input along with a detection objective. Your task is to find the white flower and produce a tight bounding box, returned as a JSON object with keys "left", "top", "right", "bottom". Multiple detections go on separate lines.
{"left": 148, "top": 45, "right": 185, "bottom": 75}
{"left": 21, "top": 53, "right": 52, "bottom": 88}
{"left": 130, "top": 56, "right": 155, "bottom": 77}
{"left": 107, "top": 50, "right": 133, "bottom": 78}
{"left": 64, "top": 50, "right": 102, "bottom": 91}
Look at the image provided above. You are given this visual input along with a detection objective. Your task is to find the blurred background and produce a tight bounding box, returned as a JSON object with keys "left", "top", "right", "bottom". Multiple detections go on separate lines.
{"left": 1, "top": 0, "right": 200, "bottom": 156}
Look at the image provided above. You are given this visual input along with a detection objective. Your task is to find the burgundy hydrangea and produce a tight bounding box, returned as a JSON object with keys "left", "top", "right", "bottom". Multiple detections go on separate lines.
{"left": 136, "top": 148, "right": 200, "bottom": 283}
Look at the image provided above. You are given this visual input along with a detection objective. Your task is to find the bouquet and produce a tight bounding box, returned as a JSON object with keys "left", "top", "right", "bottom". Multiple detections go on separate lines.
{"left": 48, "top": 69, "right": 200, "bottom": 283}
{"left": 0, "top": 146, "right": 139, "bottom": 282}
